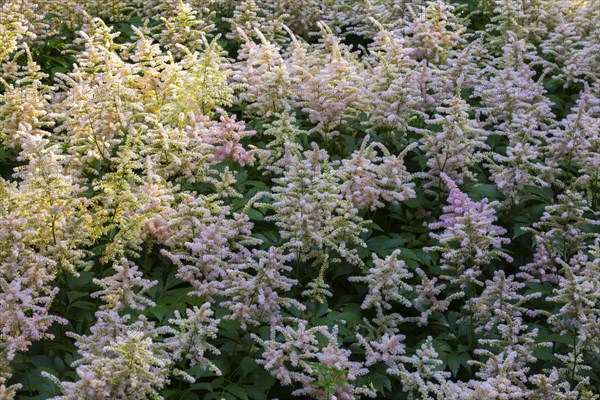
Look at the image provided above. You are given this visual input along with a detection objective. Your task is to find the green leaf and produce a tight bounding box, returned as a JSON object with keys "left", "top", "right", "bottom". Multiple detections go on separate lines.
{"left": 539, "top": 333, "right": 574, "bottom": 346}
{"left": 66, "top": 291, "right": 89, "bottom": 303}
{"left": 225, "top": 383, "right": 249, "bottom": 400}
{"left": 246, "top": 208, "right": 264, "bottom": 221}
{"left": 330, "top": 310, "right": 363, "bottom": 325}
{"left": 239, "top": 357, "right": 257, "bottom": 377}
{"left": 69, "top": 300, "right": 96, "bottom": 311}
{"left": 368, "top": 371, "right": 392, "bottom": 393}
{"left": 447, "top": 352, "right": 470, "bottom": 377}
{"left": 367, "top": 234, "right": 404, "bottom": 251}
{"left": 469, "top": 184, "right": 503, "bottom": 201}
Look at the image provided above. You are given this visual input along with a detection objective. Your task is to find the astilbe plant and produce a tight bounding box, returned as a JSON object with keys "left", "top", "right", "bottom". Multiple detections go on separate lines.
{"left": 441, "top": 37, "right": 491, "bottom": 94}
{"left": 404, "top": 0, "right": 467, "bottom": 64}
{"left": 90, "top": 258, "right": 157, "bottom": 311}
{"left": 163, "top": 204, "right": 304, "bottom": 328}
{"left": 253, "top": 0, "right": 324, "bottom": 38}
{"left": 469, "top": 270, "right": 541, "bottom": 333}
{"left": 475, "top": 34, "right": 555, "bottom": 200}
{"left": 349, "top": 250, "right": 414, "bottom": 334}
{"left": 426, "top": 173, "right": 512, "bottom": 290}
{"left": 0, "top": 47, "right": 53, "bottom": 149}
{"left": 159, "top": 0, "right": 215, "bottom": 57}
{"left": 165, "top": 303, "right": 222, "bottom": 376}
{"left": 546, "top": 83, "right": 600, "bottom": 190}
{"left": 525, "top": 189, "right": 598, "bottom": 261}
{"left": 338, "top": 137, "right": 416, "bottom": 211}
{"left": 257, "top": 111, "right": 306, "bottom": 167}
{"left": 220, "top": 246, "right": 305, "bottom": 327}
{"left": 43, "top": 259, "right": 220, "bottom": 399}
{"left": 265, "top": 143, "right": 368, "bottom": 301}
{"left": 468, "top": 316, "right": 551, "bottom": 399}
{"left": 411, "top": 96, "right": 489, "bottom": 193}
{"left": 162, "top": 206, "right": 261, "bottom": 301}
{"left": 0, "top": 0, "right": 42, "bottom": 61}
{"left": 233, "top": 29, "right": 295, "bottom": 118}
{"left": 364, "top": 26, "right": 425, "bottom": 132}
{"left": 254, "top": 322, "right": 375, "bottom": 400}
{"left": 225, "top": 0, "right": 276, "bottom": 41}
{"left": 294, "top": 24, "right": 367, "bottom": 140}
{"left": 0, "top": 249, "right": 64, "bottom": 361}
{"left": 548, "top": 252, "right": 600, "bottom": 389}
{"left": 541, "top": 1, "right": 600, "bottom": 86}
{"left": 412, "top": 266, "right": 462, "bottom": 326}
{"left": 389, "top": 337, "right": 463, "bottom": 400}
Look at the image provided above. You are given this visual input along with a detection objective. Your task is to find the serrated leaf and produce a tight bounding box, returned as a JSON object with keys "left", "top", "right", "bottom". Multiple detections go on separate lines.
{"left": 239, "top": 357, "right": 257, "bottom": 377}
{"left": 225, "top": 383, "right": 249, "bottom": 400}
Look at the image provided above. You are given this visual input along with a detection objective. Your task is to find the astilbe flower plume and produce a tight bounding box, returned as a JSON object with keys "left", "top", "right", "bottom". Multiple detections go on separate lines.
{"left": 45, "top": 327, "right": 177, "bottom": 400}
{"left": 294, "top": 24, "right": 367, "bottom": 140}
{"left": 517, "top": 234, "right": 560, "bottom": 284}
{"left": 468, "top": 270, "right": 541, "bottom": 333}
{"left": 225, "top": 0, "right": 280, "bottom": 41}
{"left": 91, "top": 258, "right": 158, "bottom": 311}
{"left": 349, "top": 250, "right": 414, "bottom": 334}
{"left": 254, "top": 322, "right": 375, "bottom": 400}
{"left": 548, "top": 252, "right": 600, "bottom": 352}
{"left": 0, "top": 0, "right": 41, "bottom": 61}
{"left": 412, "top": 266, "right": 463, "bottom": 326}
{"left": 254, "top": 0, "right": 324, "bottom": 38}
{"left": 426, "top": 174, "right": 512, "bottom": 290}
{"left": 159, "top": 0, "right": 215, "bottom": 57}
{"left": 364, "top": 26, "right": 425, "bottom": 131}
{"left": 475, "top": 35, "right": 555, "bottom": 200}
{"left": 43, "top": 258, "right": 213, "bottom": 399}
{"left": 163, "top": 205, "right": 303, "bottom": 327}
{"left": 165, "top": 303, "right": 221, "bottom": 375}
{"left": 469, "top": 316, "right": 553, "bottom": 399}
{"left": 11, "top": 134, "right": 91, "bottom": 272}
{"left": 405, "top": 0, "right": 467, "bottom": 64}
{"left": 220, "top": 246, "right": 305, "bottom": 327}
{"left": 167, "top": 36, "right": 234, "bottom": 116}
{"left": 389, "top": 337, "right": 463, "bottom": 399}
{"left": 412, "top": 96, "right": 488, "bottom": 193}
{"left": 265, "top": 143, "right": 368, "bottom": 300}
{"left": 479, "top": 0, "right": 573, "bottom": 46}
{"left": 257, "top": 111, "right": 306, "bottom": 168}
{"left": 525, "top": 189, "right": 598, "bottom": 261}
{"left": 546, "top": 84, "right": 600, "bottom": 184}
{"left": 0, "top": 47, "right": 53, "bottom": 149}
{"left": 0, "top": 252, "right": 65, "bottom": 361}
{"left": 442, "top": 38, "right": 491, "bottom": 93}
{"left": 541, "top": 1, "right": 600, "bottom": 86}
{"left": 358, "top": 332, "right": 407, "bottom": 369}
{"left": 338, "top": 137, "right": 416, "bottom": 211}
{"left": 163, "top": 207, "right": 257, "bottom": 295}
{"left": 233, "top": 29, "right": 295, "bottom": 117}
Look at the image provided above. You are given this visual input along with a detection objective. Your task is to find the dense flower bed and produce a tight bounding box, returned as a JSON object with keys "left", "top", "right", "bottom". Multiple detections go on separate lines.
{"left": 1, "top": 0, "right": 599, "bottom": 399}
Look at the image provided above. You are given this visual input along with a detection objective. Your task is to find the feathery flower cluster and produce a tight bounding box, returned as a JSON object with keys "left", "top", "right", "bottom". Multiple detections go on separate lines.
{"left": 412, "top": 96, "right": 488, "bottom": 191}
{"left": 475, "top": 35, "right": 555, "bottom": 199}
{"left": 254, "top": 323, "right": 375, "bottom": 399}
{"left": 267, "top": 143, "right": 368, "bottom": 268}
{"left": 426, "top": 174, "right": 512, "bottom": 289}
{"left": 349, "top": 250, "right": 414, "bottom": 334}
{"left": 339, "top": 138, "right": 416, "bottom": 211}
